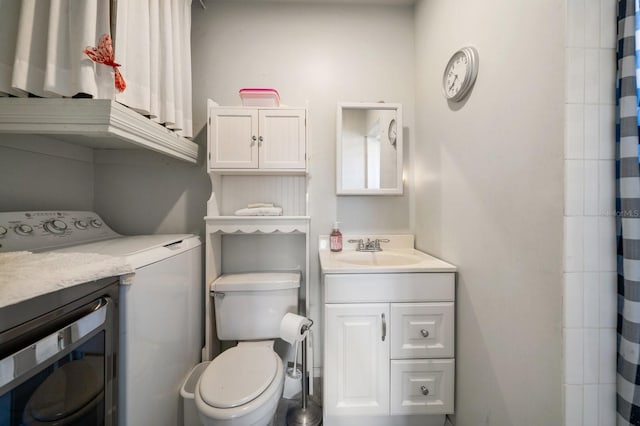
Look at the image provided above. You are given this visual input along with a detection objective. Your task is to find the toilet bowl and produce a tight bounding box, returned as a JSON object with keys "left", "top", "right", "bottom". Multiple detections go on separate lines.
{"left": 195, "top": 341, "right": 284, "bottom": 426}
{"left": 22, "top": 357, "right": 103, "bottom": 425}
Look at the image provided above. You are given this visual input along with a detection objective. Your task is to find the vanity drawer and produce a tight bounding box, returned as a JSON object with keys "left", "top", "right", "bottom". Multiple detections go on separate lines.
{"left": 324, "top": 273, "right": 454, "bottom": 303}
{"left": 390, "top": 359, "right": 454, "bottom": 415}
{"left": 390, "top": 302, "right": 454, "bottom": 359}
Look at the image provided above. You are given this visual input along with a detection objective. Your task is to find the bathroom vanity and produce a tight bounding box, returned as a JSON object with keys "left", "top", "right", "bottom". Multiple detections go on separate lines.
{"left": 319, "top": 235, "right": 456, "bottom": 426}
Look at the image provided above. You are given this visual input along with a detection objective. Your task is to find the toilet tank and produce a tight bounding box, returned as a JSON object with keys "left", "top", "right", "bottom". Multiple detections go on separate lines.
{"left": 212, "top": 272, "right": 300, "bottom": 340}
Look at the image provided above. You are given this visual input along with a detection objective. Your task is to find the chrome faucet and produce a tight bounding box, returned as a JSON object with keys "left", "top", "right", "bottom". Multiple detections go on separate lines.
{"left": 348, "top": 238, "right": 390, "bottom": 252}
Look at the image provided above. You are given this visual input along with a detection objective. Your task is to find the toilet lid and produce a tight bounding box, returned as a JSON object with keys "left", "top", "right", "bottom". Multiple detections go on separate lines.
{"left": 26, "top": 358, "right": 103, "bottom": 421}
{"left": 200, "top": 346, "right": 278, "bottom": 408}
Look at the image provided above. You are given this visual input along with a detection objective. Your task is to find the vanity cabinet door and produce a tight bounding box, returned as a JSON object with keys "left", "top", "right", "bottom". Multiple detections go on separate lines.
{"left": 208, "top": 108, "right": 259, "bottom": 169}
{"left": 258, "top": 109, "right": 306, "bottom": 170}
{"left": 324, "top": 303, "right": 390, "bottom": 417}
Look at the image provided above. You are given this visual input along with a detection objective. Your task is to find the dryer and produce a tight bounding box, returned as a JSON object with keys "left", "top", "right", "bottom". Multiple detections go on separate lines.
{"left": 0, "top": 211, "right": 203, "bottom": 426}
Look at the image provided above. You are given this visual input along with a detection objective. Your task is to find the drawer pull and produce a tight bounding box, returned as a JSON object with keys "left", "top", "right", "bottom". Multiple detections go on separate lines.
{"left": 381, "top": 313, "right": 387, "bottom": 341}
{"left": 420, "top": 386, "right": 429, "bottom": 396}
{"left": 420, "top": 329, "right": 429, "bottom": 338}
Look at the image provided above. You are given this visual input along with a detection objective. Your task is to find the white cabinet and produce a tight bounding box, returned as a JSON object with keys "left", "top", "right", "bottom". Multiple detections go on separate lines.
{"left": 208, "top": 105, "right": 306, "bottom": 173}
{"left": 204, "top": 101, "right": 311, "bottom": 391}
{"left": 323, "top": 272, "right": 455, "bottom": 425}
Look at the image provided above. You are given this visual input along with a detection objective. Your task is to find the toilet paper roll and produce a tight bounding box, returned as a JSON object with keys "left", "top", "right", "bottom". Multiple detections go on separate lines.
{"left": 280, "top": 313, "right": 312, "bottom": 344}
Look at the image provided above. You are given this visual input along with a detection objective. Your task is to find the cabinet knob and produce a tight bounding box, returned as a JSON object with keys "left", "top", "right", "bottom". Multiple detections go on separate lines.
{"left": 251, "top": 135, "right": 257, "bottom": 144}
{"left": 420, "top": 329, "right": 429, "bottom": 338}
{"left": 420, "top": 386, "right": 429, "bottom": 396}
{"left": 258, "top": 135, "right": 264, "bottom": 145}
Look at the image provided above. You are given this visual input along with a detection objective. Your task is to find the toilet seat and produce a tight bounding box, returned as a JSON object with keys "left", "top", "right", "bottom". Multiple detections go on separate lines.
{"left": 200, "top": 345, "right": 278, "bottom": 408}
{"left": 195, "top": 343, "right": 285, "bottom": 426}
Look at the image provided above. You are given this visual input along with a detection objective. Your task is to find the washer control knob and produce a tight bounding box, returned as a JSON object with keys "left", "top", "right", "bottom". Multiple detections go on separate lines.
{"left": 44, "top": 219, "right": 68, "bottom": 234}
{"left": 0, "top": 226, "right": 7, "bottom": 237}
{"left": 90, "top": 219, "right": 103, "bottom": 228}
{"left": 15, "top": 224, "right": 33, "bottom": 236}
{"left": 74, "top": 220, "right": 88, "bottom": 230}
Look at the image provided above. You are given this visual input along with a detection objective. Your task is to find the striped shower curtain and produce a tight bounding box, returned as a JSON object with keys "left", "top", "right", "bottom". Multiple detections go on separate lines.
{"left": 617, "top": 1, "right": 640, "bottom": 424}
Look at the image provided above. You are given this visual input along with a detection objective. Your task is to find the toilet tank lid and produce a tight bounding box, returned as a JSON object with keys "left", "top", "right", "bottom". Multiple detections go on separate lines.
{"left": 211, "top": 272, "right": 300, "bottom": 292}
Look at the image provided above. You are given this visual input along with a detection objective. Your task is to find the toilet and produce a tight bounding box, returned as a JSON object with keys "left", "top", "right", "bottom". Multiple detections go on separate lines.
{"left": 195, "top": 272, "right": 300, "bottom": 426}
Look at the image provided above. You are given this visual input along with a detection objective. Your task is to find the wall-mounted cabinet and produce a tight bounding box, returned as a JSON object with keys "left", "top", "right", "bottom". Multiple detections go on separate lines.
{"left": 336, "top": 102, "right": 402, "bottom": 195}
{"left": 208, "top": 101, "right": 306, "bottom": 174}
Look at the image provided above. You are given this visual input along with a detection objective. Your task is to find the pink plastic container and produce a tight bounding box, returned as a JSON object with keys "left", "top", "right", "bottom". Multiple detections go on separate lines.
{"left": 239, "top": 88, "right": 280, "bottom": 107}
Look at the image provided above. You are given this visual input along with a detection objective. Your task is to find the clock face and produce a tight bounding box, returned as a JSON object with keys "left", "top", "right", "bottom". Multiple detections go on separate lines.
{"left": 442, "top": 47, "right": 479, "bottom": 102}
{"left": 444, "top": 53, "right": 468, "bottom": 99}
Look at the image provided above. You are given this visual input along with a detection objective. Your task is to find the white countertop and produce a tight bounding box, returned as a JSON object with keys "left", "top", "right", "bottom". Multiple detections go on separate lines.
{"left": 318, "top": 234, "right": 457, "bottom": 274}
{"left": 0, "top": 251, "right": 134, "bottom": 309}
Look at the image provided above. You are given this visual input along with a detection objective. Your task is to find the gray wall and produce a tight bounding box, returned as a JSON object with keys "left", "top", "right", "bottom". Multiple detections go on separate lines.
{"left": 191, "top": 1, "right": 416, "bottom": 371}
{"left": 413, "top": 0, "right": 564, "bottom": 425}
{"left": 0, "top": 136, "right": 94, "bottom": 212}
{"left": 0, "top": 3, "right": 566, "bottom": 424}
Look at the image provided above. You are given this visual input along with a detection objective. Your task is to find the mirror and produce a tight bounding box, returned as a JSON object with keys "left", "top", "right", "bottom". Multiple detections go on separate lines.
{"left": 336, "top": 102, "right": 403, "bottom": 195}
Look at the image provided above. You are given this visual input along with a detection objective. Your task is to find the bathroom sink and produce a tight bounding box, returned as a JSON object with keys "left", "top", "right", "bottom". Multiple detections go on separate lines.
{"left": 318, "top": 235, "right": 456, "bottom": 274}
{"left": 332, "top": 250, "right": 424, "bottom": 266}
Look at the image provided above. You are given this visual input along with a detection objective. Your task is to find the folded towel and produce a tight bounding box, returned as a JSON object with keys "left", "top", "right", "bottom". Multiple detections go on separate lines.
{"left": 234, "top": 207, "right": 283, "bottom": 216}
{"left": 248, "top": 202, "right": 274, "bottom": 208}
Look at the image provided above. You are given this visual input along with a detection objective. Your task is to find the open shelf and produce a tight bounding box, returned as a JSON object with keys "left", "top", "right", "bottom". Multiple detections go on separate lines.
{"left": 0, "top": 98, "right": 198, "bottom": 163}
{"left": 204, "top": 215, "right": 310, "bottom": 234}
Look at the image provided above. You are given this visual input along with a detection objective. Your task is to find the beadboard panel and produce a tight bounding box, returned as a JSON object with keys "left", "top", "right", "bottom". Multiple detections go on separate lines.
{"left": 219, "top": 175, "right": 307, "bottom": 216}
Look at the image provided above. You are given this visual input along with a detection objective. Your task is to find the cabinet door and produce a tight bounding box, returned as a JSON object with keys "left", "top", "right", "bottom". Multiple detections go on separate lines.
{"left": 209, "top": 108, "right": 258, "bottom": 169}
{"left": 324, "top": 303, "right": 389, "bottom": 417}
{"left": 258, "top": 109, "right": 306, "bottom": 169}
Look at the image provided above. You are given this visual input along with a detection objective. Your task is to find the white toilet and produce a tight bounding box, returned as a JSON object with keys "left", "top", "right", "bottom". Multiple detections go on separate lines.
{"left": 195, "top": 272, "right": 300, "bottom": 426}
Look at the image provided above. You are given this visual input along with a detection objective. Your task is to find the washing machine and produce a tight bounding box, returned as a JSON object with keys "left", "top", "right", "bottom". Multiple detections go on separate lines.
{"left": 0, "top": 211, "right": 203, "bottom": 426}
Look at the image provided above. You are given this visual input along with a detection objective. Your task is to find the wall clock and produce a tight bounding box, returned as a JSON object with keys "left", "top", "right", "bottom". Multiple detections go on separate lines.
{"left": 442, "top": 46, "right": 479, "bottom": 102}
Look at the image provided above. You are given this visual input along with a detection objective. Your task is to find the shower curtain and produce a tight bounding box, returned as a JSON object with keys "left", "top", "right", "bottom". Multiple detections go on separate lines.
{"left": 617, "top": 0, "right": 640, "bottom": 424}
{"left": 0, "top": 0, "right": 192, "bottom": 137}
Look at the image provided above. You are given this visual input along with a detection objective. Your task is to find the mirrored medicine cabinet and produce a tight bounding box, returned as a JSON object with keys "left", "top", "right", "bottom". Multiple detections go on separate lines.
{"left": 336, "top": 102, "right": 403, "bottom": 195}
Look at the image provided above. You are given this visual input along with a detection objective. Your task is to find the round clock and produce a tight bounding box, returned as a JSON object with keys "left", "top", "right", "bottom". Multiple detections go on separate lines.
{"left": 388, "top": 118, "right": 397, "bottom": 146}
{"left": 442, "top": 46, "right": 479, "bottom": 102}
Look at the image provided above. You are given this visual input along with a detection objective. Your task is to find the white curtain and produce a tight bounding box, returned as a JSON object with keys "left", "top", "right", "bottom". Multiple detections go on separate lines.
{"left": 0, "top": 0, "right": 113, "bottom": 98}
{"left": 115, "top": 0, "right": 193, "bottom": 137}
{"left": 0, "top": 0, "right": 193, "bottom": 138}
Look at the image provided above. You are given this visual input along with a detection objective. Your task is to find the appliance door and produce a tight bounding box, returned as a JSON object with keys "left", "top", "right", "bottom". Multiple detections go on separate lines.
{"left": 0, "top": 295, "right": 117, "bottom": 426}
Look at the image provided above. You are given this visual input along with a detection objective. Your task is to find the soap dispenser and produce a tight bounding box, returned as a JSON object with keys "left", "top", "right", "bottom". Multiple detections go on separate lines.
{"left": 330, "top": 222, "right": 342, "bottom": 252}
